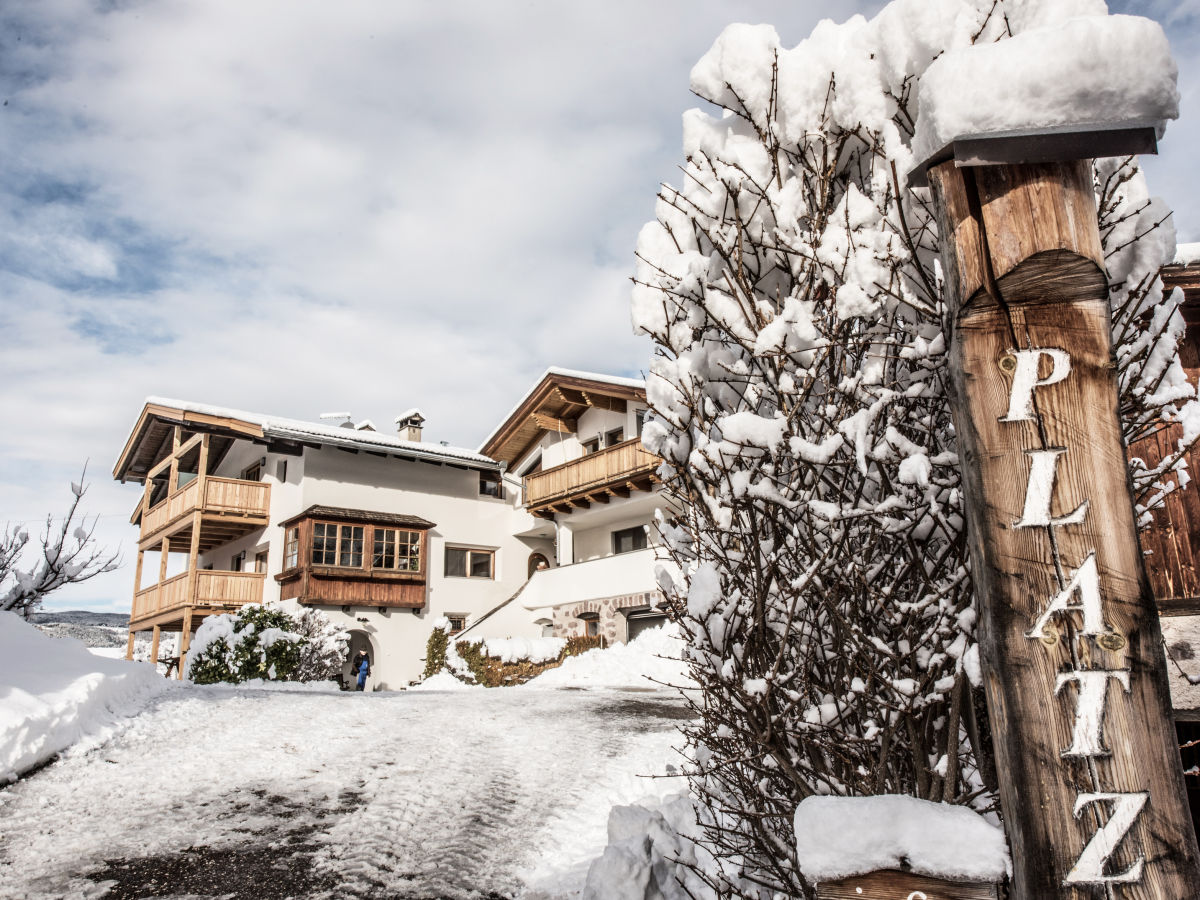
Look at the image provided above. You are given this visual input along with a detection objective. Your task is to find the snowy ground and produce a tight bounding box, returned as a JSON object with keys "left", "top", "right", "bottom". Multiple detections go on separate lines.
{"left": 0, "top": 682, "right": 689, "bottom": 899}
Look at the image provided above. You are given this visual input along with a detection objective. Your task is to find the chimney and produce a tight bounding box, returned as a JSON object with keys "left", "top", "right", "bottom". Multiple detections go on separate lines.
{"left": 395, "top": 409, "right": 425, "bottom": 442}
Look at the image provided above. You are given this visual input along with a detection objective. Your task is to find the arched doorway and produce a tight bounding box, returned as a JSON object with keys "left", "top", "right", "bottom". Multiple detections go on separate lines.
{"left": 527, "top": 552, "right": 550, "bottom": 578}
{"left": 344, "top": 629, "right": 377, "bottom": 690}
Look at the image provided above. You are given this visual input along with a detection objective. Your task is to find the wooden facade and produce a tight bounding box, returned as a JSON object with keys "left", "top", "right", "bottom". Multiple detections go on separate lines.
{"left": 276, "top": 505, "right": 433, "bottom": 609}
{"left": 524, "top": 437, "right": 659, "bottom": 516}
{"left": 119, "top": 421, "right": 272, "bottom": 677}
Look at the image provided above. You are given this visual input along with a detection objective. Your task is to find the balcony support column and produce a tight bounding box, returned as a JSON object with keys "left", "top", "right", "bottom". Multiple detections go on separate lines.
{"left": 125, "top": 629, "right": 136, "bottom": 661}
{"left": 556, "top": 522, "right": 574, "bottom": 567}
{"left": 150, "top": 625, "right": 160, "bottom": 669}
{"left": 178, "top": 608, "right": 193, "bottom": 681}
{"left": 186, "top": 510, "right": 202, "bottom": 606}
{"left": 158, "top": 536, "right": 170, "bottom": 585}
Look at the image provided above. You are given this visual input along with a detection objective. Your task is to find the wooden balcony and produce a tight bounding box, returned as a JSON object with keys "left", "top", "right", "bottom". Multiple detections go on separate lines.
{"left": 131, "top": 570, "right": 266, "bottom": 629}
{"left": 138, "top": 476, "right": 270, "bottom": 551}
{"left": 1131, "top": 422, "right": 1200, "bottom": 613}
{"left": 524, "top": 438, "right": 659, "bottom": 516}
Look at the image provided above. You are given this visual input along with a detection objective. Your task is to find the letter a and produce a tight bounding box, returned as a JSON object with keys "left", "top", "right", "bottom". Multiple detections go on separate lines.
{"left": 1064, "top": 792, "right": 1149, "bottom": 885}
{"left": 1001, "top": 348, "right": 1072, "bottom": 423}
{"left": 1054, "top": 669, "right": 1130, "bottom": 757}
{"left": 1014, "top": 449, "right": 1088, "bottom": 528}
{"left": 1027, "top": 553, "right": 1108, "bottom": 639}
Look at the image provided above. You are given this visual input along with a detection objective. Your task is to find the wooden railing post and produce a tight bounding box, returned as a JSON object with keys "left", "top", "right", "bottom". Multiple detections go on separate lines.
{"left": 927, "top": 157, "right": 1200, "bottom": 897}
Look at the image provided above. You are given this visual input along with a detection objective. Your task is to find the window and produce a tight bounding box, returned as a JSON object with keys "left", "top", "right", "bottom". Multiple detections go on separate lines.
{"left": 275, "top": 459, "right": 288, "bottom": 482}
{"left": 445, "top": 547, "right": 495, "bottom": 579}
{"left": 373, "top": 528, "right": 422, "bottom": 572}
{"left": 254, "top": 550, "right": 268, "bottom": 574}
{"left": 613, "top": 525, "right": 648, "bottom": 555}
{"left": 231, "top": 551, "right": 245, "bottom": 573}
{"left": 284, "top": 527, "right": 300, "bottom": 569}
{"left": 338, "top": 525, "right": 365, "bottom": 568}
{"left": 447, "top": 615, "right": 467, "bottom": 634}
{"left": 605, "top": 427, "right": 624, "bottom": 447}
{"left": 582, "top": 436, "right": 600, "bottom": 455}
{"left": 312, "top": 522, "right": 338, "bottom": 566}
{"left": 636, "top": 408, "right": 647, "bottom": 438}
{"left": 586, "top": 619, "right": 600, "bottom": 637}
{"left": 242, "top": 461, "right": 262, "bottom": 482}
{"left": 479, "top": 471, "right": 502, "bottom": 498}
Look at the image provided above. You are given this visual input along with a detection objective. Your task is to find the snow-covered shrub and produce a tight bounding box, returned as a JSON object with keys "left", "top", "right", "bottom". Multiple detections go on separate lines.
{"left": 634, "top": 2, "right": 1196, "bottom": 896}
{"left": 286, "top": 604, "right": 351, "bottom": 681}
{"left": 186, "top": 603, "right": 345, "bottom": 685}
{"left": 423, "top": 619, "right": 450, "bottom": 679}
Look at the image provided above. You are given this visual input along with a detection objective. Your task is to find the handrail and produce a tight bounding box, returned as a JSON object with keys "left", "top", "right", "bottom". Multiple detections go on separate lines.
{"left": 524, "top": 438, "right": 657, "bottom": 507}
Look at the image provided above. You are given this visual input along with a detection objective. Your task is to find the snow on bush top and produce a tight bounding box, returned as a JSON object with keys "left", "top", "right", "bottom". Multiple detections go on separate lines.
{"left": 525, "top": 624, "right": 691, "bottom": 689}
{"left": 913, "top": 13, "right": 1179, "bottom": 164}
{"left": 481, "top": 636, "right": 566, "bottom": 665}
{"left": 793, "top": 794, "right": 1010, "bottom": 882}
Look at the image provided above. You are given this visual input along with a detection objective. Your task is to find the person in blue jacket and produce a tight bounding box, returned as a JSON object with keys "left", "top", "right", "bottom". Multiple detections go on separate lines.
{"left": 353, "top": 650, "right": 370, "bottom": 691}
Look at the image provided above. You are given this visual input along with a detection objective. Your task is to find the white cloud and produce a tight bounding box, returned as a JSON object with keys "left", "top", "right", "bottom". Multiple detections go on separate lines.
{"left": 3, "top": 0, "right": 1199, "bottom": 610}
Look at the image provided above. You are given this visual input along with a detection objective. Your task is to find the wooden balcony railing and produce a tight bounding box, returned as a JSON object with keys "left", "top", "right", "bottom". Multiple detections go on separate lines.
{"left": 140, "top": 476, "right": 270, "bottom": 545}
{"left": 131, "top": 570, "right": 266, "bottom": 626}
{"left": 524, "top": 438, "right": 658, "bottom": 511}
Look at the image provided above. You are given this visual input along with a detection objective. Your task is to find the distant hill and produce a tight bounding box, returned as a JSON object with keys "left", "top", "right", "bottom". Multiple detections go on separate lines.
{"left": 29, "top": 610, "right": 129, "bottom": 627}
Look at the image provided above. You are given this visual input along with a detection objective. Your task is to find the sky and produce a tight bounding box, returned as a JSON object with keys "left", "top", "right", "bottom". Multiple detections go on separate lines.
{"left": 3, "top": 0, "right": 1199, "bottom": 614}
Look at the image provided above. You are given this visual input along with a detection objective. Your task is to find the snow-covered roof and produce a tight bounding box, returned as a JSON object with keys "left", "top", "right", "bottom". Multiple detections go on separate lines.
{"left": 394, "top": 408, "right": 424, "bottom": 424}
{"left": 478, "top": 367, "right": 646, "bottom": 456}
{"left": 1174, "top": 242, "right": 1200, "bottom": 267}
{"left": 139, "top": 397, "right": 498, "bottom": 470}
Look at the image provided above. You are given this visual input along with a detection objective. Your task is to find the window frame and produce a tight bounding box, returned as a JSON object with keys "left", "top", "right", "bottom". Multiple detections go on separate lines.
{"left": 581, "top": 436, "right": 600, "bottom": 455}
{"left": 372, "top": 526, "right": 422, "bottom": 573}
{"left": 447, "top": 614, "right": 468, "bottom": 634}
{"left": 444, "top": 546, "right": 496, "bottom": 580}
{"left": 284, "top": 526, "right": 300, "bottom": 569}
{"left": 604, "top": 427, "right": 624, "bottom": 447}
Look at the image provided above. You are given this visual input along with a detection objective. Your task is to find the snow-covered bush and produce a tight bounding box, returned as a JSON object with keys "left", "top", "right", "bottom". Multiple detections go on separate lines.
{"left": 186, "top": 602, "right": 346, "bottom": 685}
{"left": 633, "top": 2, "right": 1195, "bottom": 896}
{"left": 423, "top": 619, "right": 450, "bottom": 679}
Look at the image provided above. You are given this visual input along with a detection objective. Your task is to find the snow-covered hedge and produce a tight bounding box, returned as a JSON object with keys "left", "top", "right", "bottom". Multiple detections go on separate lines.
{"left": 186, "top": 602, "right": 347, "bottom": 685}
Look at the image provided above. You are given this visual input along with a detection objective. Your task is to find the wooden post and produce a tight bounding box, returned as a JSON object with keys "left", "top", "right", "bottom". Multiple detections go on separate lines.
{"left": 186, "top": 510, "right": 202, "bottom": 607}
{"left": 125, "top": 629, "right": 136, "bottom": 661}
{"left": 817, "top": 870, "right": 999, "bottom": 900}
{"left": 178, "top": 609, "right": 193, "bottom": 681}
{"left": 928, "top": 158, "right": 1200, "bottom": 897}
{"left": 158, "top": 536, "right": 170, "bottom": 585}
{"left": 150, "top": 625, "right": 160, "bottom": 668}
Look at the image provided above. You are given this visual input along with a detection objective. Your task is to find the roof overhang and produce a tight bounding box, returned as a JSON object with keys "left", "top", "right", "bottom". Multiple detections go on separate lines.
{"left": 480, "top": 371, "right": 646, "bottom": 468}
{"left": 113, "top": 402, "right": 267, "bottom": 484}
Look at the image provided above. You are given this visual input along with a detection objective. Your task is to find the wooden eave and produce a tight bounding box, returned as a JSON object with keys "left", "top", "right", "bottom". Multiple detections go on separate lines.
{"left": 482, "top": 373, "right": 646, "bottom": 468}
{"left": 114, "top": 403, "right": 265, "bottom": 484}
{"left": 278, "top": 505, "right": 437, "bottom": 530}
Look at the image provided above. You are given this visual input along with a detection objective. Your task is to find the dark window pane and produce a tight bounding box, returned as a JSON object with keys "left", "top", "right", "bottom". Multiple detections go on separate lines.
{"left": 445, "top": 548, "right": 466, "bottom": 577}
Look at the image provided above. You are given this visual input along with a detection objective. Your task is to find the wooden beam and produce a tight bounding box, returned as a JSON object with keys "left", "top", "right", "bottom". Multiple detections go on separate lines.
{"left": 150, "top": 626, "right": 161, "bottom": 669}
{"left": 567, "top": 498, "right": 590, "bottom": 510}
{"left": 125, "top": 629, "right": 136, "bottom": 661}
{"left": 587, "top": 492, "right": 610, "bottom": 504}
{"left": 531, "top": 412, "right": 577, "bottom": 433}
{"left": 817, "top": 869, "right": 998, "bottom": 899}
{"left": 928, "top": 158, "right": 1200, "bottom": 897}
{"left": 178, "top": 608, "right": 193, "bottom": 681}
{"left": 608, "top": 485, "right": 630, "bottom": 499}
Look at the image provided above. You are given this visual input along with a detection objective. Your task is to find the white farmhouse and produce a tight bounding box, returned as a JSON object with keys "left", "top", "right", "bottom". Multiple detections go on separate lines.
{"left": 113, "top": 369, "right": 672, "bottom": 687}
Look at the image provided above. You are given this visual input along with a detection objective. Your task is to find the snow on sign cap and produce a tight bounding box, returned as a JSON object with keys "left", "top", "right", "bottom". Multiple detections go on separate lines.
{"left": 910, "top": 14, "right": 1178, "bottom": 186}
{"left": 793, "top": 794, "right": 1010, "bottom": 883}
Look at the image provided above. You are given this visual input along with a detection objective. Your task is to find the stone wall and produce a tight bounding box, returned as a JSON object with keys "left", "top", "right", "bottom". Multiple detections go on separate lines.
{"left": 551, "top": 590, "right": 660, "bottom": 643}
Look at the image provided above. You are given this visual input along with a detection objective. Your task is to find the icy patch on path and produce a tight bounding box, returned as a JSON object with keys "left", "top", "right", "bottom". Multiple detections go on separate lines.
{"left": 0, "top": 683, "right": 686, "bottom": 898}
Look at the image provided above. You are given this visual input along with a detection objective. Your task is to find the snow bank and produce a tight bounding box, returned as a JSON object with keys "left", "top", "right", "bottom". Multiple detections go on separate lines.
{"left": 0, "top": 612, "right": 167, "bottom": 781}
{"left": 409, "top": 671, "right": 483, "bottom": 691}
{"left": 583, "top": 792, "right": 707, "bottom": 900}
{"left": 1174, "top": 242, "right": 1200, "bottom": 267}
{"left": 481, "top": 635, "right": 566, "bottom": 665}
{"left": 198, "top": 678, "right": 342, "bottom": 693}
{"left": 914, "top": 14, "right": 1178, "bottom": 164}
{"left": 793, "top": 794, "right": 1009, "bottom": 883}
{"left": 525, "top": 624, "right": 691, "bottom": 690}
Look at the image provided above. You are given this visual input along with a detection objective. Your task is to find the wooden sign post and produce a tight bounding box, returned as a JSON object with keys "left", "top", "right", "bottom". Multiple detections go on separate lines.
{"left": 925, "top": 148, "right": 1200, "bottom": 898}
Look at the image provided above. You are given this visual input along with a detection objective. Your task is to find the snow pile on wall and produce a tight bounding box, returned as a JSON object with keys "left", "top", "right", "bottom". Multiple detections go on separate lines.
{"left": 482, "top": 636, "right": 566, "bottom": 665}
{"left": 914, "top": 13, "right": 1178, "bottom": 164}
{"left": 525, "top": 624, "right": 692, "bottom": 690}
{"left": 793, "top": 794, "right": 1009, "bottom": 883}
{"left": 0, "top": 611, "right": 167, "bottom": 781}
